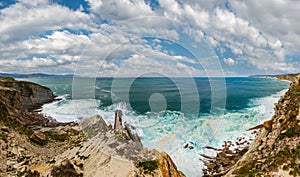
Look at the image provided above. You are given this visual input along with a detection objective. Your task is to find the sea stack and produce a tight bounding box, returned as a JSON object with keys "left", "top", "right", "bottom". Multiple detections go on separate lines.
{"left": 114, "top": 109, "right": 123, "bottom": 130}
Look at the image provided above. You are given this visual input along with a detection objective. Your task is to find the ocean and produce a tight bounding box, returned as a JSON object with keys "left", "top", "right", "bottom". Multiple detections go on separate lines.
{"left": 21, "top": 76, "right": 290, "bottom": 176}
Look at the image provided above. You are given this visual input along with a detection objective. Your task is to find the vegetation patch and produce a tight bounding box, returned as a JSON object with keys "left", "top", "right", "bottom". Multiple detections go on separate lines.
{"left": 135, "top": 160, "right": 159, "bottom": 174}
{"left": 44, "top": 132, "right": 69, "bottom": 142}
{"left": 233, "top": 161, "right": 257, "bottom": 176}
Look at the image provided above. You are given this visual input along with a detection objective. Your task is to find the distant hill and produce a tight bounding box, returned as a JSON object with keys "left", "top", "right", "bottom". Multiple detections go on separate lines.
{"left": 249, "top": 73, "right": 300, "bottom": 78}
{"left": 0, "top": 73, "right": 74, "bottom": 78}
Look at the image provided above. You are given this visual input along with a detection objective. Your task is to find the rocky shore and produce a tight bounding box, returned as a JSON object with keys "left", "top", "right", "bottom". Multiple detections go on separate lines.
{"left": 0, "top": 77, "right": 185, "bottom": 177}
{"left": 202, "top": 73, "right": 300, "bottom": 176}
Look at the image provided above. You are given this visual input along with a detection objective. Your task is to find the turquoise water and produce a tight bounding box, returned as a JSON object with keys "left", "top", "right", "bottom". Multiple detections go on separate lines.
{"left": 21, "top": 77, "right": 289, "bottom": 176}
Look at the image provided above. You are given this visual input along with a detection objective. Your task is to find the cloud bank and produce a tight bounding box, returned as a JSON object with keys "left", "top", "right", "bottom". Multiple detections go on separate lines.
{"left": 0, "top": 0, "right": 299, "bottom": 76}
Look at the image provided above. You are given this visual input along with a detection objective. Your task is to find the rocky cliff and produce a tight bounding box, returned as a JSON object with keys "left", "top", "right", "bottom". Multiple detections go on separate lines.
{"left": 0, "top": 77, "right": 85, "bottom": 177}
{"left": 226, "top": 73, "right": 300, "bottom": 176}
{"left": 0, "top": 77, "right": 55, "bottom": 110}
{"left": 203, "top": 73, "right": 300, "bottom": 176}
{"left": 0, "top": 77, "right": 185, "bottom": 177}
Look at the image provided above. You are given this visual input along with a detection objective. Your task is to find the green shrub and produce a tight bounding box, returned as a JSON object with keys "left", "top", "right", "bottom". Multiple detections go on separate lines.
{"left": 135, "top": 160, "right": 159, "bottom": 174}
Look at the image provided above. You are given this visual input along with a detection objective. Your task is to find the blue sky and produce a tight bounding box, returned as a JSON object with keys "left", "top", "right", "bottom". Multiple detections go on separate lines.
{"left": 0, "top": 0, "right": 299, "bottom": 76}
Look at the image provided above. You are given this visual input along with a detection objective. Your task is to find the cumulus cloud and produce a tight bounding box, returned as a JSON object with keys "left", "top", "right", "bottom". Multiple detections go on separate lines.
{"left": 0, "top": 57, "right": 59, "bottom": 73}
{"left": 230, "top": 0, "right": 300, "bottom": 53}
{"left": 0, "top": 0, "right": 299, "bottom": 75}
{"left": 87, "top": 0, "right": 154, "bottom": 20}
{"left": 224, "top": 58, "right": 235, "bottom": 66}
{"left": 0, "top": 0, "right": 94, "bottom": 43}
{"left": 152, "top": 0, "right": 293, "bottom": 73}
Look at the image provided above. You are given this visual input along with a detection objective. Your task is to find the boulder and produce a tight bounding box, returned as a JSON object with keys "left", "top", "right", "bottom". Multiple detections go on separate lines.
{"left": 30, "top": 131, "right": 47, "bottom": 145}
{"left": 1, "top": 126, "right": 10, "bottom": 133}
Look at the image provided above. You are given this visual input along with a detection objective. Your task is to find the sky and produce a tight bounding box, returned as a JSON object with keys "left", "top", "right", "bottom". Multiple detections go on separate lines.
{"left": 0, "top": 0, "right": 299, "bottom": 76}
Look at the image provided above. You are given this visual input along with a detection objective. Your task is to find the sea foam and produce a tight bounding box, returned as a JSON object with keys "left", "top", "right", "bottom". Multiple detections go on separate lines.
{"left": 41, "top": 88, "right": 288, "bottom": 177}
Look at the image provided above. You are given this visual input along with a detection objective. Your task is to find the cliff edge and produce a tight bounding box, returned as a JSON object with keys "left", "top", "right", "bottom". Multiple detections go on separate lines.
{"left": 0, "top": 77, "right": 55, "bottom": 110}
{"left": 0, "top": 77, "right": 185, "bottom": 177}
{"left": 202, "top": 73, "right": 300, "bottom": 176}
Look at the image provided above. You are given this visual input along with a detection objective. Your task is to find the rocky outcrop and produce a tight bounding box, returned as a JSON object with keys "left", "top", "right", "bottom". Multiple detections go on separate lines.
{"left": 40, "top": 115, "right": 185, "bottom": 177}
{"left": 0, "top": 77, "right": 70, "bottom": 128}
{"left": 202, "top": 73, "right": 300, "bottom": 176}
{"left": 203, "top": 73, "right": 300, "bottom": 176}
{"left": 0, "top": 77, "right": 55, "bottom": 110}
{"left": 0, "top": 77, "right": 84, "bottom": 177}
{"left": 0, "top": 77, "right": 185, "bottom": 177}
{"left": 114, "top": 109, "right": 123, "bottom": 130}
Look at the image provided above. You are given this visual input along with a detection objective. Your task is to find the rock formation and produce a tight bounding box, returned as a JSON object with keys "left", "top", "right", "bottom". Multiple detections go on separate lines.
{"left": 0, "top": 76, "right": 185, "bottom": 177}
{"left": 37, "top": 114, "right": 186, "bottom": 177}
{"left": 0, "top": 77, "right": 55, "bottom": 110}
{"left": 202, "top": 73, "right": 300, "bottom": 176}
{"left": 0, "top": 77, "right": 85, "bottom": 177}
{"left": 114, "top": 109, "right": 123, "bottom": 130}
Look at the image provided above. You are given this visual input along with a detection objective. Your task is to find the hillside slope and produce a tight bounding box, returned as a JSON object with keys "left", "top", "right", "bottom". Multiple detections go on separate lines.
{"left": 225, "top": 73, "right": 300, "bottom": 176}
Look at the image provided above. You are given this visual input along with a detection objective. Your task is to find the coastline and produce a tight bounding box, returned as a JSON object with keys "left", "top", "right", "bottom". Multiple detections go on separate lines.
{"left": 0, "top": 77, "right": 185, "bottom": 177}
{"left": 202, "top": 73, "right": 300, "bottom": 176}
{"left": 1, "top": 74, "right": 298, "bottom": 176}
{"left": 20, "top": 75, "right": 292, "bottom": 176}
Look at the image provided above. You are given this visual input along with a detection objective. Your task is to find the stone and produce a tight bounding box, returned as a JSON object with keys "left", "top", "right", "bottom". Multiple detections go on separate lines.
{"left": 30, "top": 131, "right": 47, "bottom": 145}
{"left": 51, "top": 159, "right": 81, "bottom": 177}
{"left": 281, "top": 129, "right": 287, "bottom": 134}
{"left": 207, "top": 163, "right": 216, "bottom": 170}
{"left": 184, "top": 143, "right": 189, "bottom": 148}
{"left": 157, "top": 151, "right": 186, "bottom": 177}
{"left": 263, "top": 120, "right": 272, "bottom": 129}
{"left": 1, "top": 126, "right": 10, "bottom": 133}
{"left": 189, "top": 146, "right": 194, "bottom": 150}
{"left": 81, "top": 115, "right": 108, "bottom": 138}
{"left": 140, "top": 148, "right": 148, "bottom": 155}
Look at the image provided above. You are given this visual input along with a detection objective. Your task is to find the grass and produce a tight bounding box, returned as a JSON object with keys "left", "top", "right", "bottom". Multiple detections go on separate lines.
{"left": 44, "top": 132, "right": 69, "bottom": 142}
{"left": 135, "top": 160, "right": 159, "bottom": 174}
{"left": 286, "top": 128, "right": 295, "bottom": 138}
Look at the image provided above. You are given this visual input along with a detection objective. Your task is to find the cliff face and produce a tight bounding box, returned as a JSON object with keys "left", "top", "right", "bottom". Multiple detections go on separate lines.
{"left": 0, "top": 86, "right": 22, "bottom": 118}
{"left": 225, "top": 73, "right": 300, "bottom": 176}
{"left": 0, "top": 77, "right": 55, "bottom": 110}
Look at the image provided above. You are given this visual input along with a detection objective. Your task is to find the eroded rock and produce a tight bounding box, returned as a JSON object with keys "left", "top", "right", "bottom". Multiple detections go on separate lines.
{"left": 30, "top": 131, "right": 47, "bottom": 145}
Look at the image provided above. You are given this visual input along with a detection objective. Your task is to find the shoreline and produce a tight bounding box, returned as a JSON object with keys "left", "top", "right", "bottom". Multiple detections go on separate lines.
{"left": 0, "top": 76, "right": 185, "bottom": 177}
{"left": 37, "top": 76, "right": 291, "bottom": 176}
{"left": 202, "top": 73, "right": 300, "bottom": 176}
{"left": 2, "top": 74, "right": 298, "bottom": 176}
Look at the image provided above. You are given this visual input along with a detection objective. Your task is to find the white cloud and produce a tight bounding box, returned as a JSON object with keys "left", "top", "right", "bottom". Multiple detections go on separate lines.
{"left": 230, "top": 0, "right": 300, "bottom": 53}
{"left": 184, "top": 5, "right": 209, "bottom": 29}
{"left": 0, "top": 57, "right": 56, "bottom": 68}
{"left": 87, "top": 0, "right": 154, "bottom": 20}
{"left": 224, "top": 58, "right": 235, "bottom": 66}
{"left": 0, "top": 0, "right": 299, "bottom": 75}
{"left": 0, "top": 0, "right": 94, "bottom": 43}
{"left": 98, "top": 54, "right": 205, "bottom": 77}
